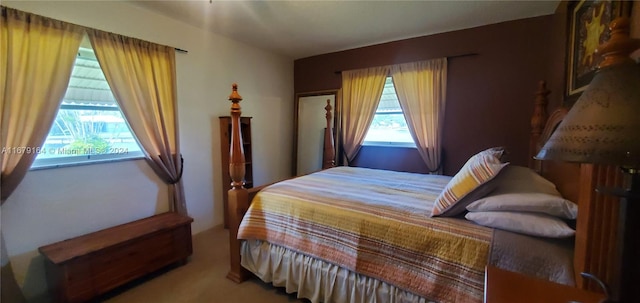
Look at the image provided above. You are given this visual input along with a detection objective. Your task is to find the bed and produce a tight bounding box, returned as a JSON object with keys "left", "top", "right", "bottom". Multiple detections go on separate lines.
{"left": 223, "top": 82, "right": 623, "bottom": 302}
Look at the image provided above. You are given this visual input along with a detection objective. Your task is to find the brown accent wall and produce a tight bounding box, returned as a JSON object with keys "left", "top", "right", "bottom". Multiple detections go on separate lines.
{"left": 295, "top": 13, "right": 567, "bottom": 175}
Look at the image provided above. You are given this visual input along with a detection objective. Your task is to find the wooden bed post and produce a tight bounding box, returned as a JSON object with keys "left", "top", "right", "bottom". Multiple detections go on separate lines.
{"left": 574, "top": 164, "right": 623, "bottom": 292}
{"left": 322, "top": 99, "right": 336, "bottom": 169}
{"left": 226, "top": 84, "right": 251, "bottom": 283}
{"left": 226, "top": 89, "right": 336, "bottom": 283}
{"left": 529, "top": 81, "right": 549, "bottom": 171}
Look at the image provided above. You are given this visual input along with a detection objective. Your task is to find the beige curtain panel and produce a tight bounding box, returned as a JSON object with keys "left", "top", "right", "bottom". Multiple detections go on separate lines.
{"left": 1, "top": 7, "right": 84, "bottom": 202}
{"left": 391, "top": 58, "right": 447, "bottom": 173}
{"left": 87, "top": 29, "right": 187, "bottom": 214}
{"left": 340, "top": 66, "right": 388, "bottom": 163}
{"left": 1, "top": 7, "right": 85, "bottom": 302}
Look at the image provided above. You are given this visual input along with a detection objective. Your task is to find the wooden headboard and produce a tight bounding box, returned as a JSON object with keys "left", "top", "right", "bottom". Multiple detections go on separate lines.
{"left": 529, "top": 81, "right": 623, "bottom": 293}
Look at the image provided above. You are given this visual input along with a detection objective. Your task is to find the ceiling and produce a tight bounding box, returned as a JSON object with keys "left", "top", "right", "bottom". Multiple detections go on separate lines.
{"left": 129, "top": 0, "right": 559, "bottom": 60}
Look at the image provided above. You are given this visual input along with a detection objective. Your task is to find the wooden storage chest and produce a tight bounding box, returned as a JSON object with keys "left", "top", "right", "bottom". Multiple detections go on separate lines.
{"left": 38, "top": 212, "right": 193, "bottom": 303}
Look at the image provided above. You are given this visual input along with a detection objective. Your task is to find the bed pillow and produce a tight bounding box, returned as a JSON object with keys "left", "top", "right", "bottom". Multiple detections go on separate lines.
{"left": 488, "top": 165, "right": 561, "bottom": 196}
{"left": 466, "top": 193, "right": 577, "bottom": 219}
{"left": 465, "top": 165, "right": 578, "bottom": 219}
{"left": 431, "top": 147, "right": 508, "bottom": 217}
{"left": 465, "top": 211, "right": 575, "bottom": 238}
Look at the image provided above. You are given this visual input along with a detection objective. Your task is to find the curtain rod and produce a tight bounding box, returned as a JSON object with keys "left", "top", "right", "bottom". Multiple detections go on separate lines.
{"left": 333, "top": 52, "right": 478, "bottom": 74}
{"left": 2, "top": 7, "right": 189, "bottom": 54}
{"left": 447, "top": 52, "right": 478, "bottom": 59}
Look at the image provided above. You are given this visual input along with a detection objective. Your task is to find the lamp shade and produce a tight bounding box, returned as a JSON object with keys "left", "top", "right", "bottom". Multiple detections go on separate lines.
{"left": 536, "top": 18, "right": 640, "bottom": 168}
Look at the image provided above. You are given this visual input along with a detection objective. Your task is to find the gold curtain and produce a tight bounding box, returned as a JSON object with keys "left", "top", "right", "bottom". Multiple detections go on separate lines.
{"left": 86, "top": 29, "right": 186, "bottom": 215}
{"left": 1, "top": 7, "right": 84, "bottom": 201}
{"left": 391, "top": 58, "right": 447, "bottom": 173}
{"left": 340, "top": 66, "right": 388, "bottom": 163}
{"left": 1, "top": 6, "right": 84, "bottom": 302}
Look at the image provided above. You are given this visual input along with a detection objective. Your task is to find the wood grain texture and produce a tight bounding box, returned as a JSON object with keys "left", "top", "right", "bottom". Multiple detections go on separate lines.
{"left": 219, "top": 116, "right": 253, "bottom": 228}
{"left": 529, "top": 81, "right": 550, "bottom": 170}
{"left": 226, "top": 84, "right": 252, "bottom": 283}
{"left": 39, "top": 212, "right": 193, "bottom": 303}
{"left": 484, "top": 266, "right": 604, "bottom": 303}
{"left": 574, "top": 164, "right": 623, "bottom": 292}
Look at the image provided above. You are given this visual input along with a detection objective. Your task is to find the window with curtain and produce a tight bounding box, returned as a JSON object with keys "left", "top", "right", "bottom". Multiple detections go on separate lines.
{"left": 363, "top": 77, "right": 416, "bottom": 147}
{"left": 31, "top": 40, "right": 143, "bottom": 169}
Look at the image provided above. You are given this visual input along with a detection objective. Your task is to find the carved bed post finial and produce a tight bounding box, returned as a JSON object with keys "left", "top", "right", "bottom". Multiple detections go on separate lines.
{"left": 228, "top": 83, "right": 245, "bottom": 190}
{"left": 325, "top": 99, "right": 332, "bottom": 121}
{"left": 529, "top": 81, "right": 550, "bottom": 170}
{"left": 596, "top": 18, "right": 640, "bottom": 68}
{"left": 226, "top": 83, "right": 251, "bottom": 283}
{"left": 323, "top": 99, "right": 336, "bottom": 169}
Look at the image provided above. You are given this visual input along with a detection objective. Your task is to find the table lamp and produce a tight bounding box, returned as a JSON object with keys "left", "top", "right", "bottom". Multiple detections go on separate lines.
{"left": 535, "top": 17, "right": 640, "bottom": 303}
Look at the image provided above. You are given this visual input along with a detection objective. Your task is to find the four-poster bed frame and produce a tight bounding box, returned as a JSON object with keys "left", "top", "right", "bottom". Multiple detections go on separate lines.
{"left": 224, "top": 81, "right": 622, "bottom": 295}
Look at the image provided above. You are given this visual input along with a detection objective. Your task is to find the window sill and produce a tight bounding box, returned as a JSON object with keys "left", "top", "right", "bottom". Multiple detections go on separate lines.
{"left": 362, "top": 142, "right": 417, "bottom": 148}
{"left": 30, "top": 152, "right": 145, "bottom": 171}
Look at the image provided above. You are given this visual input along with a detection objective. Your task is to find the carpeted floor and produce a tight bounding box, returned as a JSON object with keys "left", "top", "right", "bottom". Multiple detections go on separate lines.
{"left": 103, "top": 226, "right": 304, "bottom": 303}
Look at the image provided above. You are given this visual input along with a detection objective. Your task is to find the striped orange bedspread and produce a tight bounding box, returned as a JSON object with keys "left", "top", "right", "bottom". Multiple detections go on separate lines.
{"left": 238, "top": 166, "right": 494, "bottom": 303}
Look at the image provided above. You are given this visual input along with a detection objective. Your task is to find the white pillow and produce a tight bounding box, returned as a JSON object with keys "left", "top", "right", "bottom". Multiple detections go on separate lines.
{"left": 466, "top": 193, "right": 577, "bottom": 219}
{"left": 465, "top": 165, "right": 578, "bottom": 219}
{"left": 465, "top": 211, "right": 575, "bottom": 238}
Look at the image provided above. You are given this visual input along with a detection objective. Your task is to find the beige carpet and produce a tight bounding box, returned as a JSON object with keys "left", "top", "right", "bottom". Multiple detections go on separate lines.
{"left": 103, "top": 226, "right": 305, "bottom": 303}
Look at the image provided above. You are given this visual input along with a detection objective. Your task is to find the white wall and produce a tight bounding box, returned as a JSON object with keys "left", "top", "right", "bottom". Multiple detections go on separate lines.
{"left": 1, "top": 1, "right": 293, "bottom": 301}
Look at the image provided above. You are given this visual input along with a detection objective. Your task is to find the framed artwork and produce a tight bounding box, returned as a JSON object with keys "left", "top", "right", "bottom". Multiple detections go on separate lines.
{"left": 565, "top": 0, "right": 631, "bottom": 102}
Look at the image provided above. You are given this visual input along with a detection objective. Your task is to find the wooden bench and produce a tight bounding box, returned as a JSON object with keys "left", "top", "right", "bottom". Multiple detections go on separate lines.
{"left": 39, "top": 212, "right": 194, "bottom": 303}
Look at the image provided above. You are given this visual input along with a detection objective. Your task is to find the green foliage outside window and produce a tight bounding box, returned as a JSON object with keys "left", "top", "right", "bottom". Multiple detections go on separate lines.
{"left": 67, "top": 135, "right": 111, "bottom": 155}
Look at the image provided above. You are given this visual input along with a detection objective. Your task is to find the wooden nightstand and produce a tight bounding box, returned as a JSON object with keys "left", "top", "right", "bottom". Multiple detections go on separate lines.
{"left": 484, "top": 266, "right": 604, "bottom": 303}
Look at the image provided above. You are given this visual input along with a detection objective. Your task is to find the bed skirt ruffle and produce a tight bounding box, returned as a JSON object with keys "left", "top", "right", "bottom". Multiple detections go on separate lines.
{"left": 241, "top": 239, "right": 436, "bottom": 303}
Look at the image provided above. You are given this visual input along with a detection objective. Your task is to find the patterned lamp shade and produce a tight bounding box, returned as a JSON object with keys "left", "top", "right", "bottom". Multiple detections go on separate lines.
{"left": 536, "top": 18, "right": 640, "bottom": 168}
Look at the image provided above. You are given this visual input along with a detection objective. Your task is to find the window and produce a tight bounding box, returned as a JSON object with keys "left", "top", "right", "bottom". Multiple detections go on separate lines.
{"left": 363, "top": 77, "right": 415, "bottom": 147}
{"left": 32, "top": 44, "right": 143, "bottom": 169}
